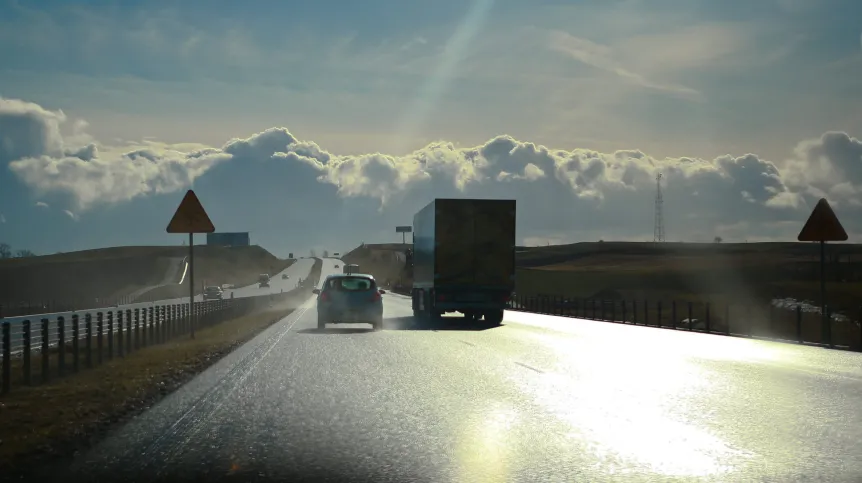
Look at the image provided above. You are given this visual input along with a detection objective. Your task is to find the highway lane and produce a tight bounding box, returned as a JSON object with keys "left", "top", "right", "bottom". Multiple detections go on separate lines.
{"left": 0, "top": 258, "right": 318, "bottom": 354}
{"left": 45, "top": 258, "right": 862, "bottom": 482}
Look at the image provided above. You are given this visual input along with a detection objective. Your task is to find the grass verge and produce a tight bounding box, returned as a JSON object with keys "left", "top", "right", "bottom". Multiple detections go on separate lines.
{"left": 0, "top": 297, "right": 306, "bottom": 476}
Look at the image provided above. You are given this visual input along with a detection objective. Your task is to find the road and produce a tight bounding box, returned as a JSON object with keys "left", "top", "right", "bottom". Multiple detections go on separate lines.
{"left": 40, "top": 258, "right": 862, "bottom": 482}
{"left": 1, "top": 258, "right": 318, "bottom": 353}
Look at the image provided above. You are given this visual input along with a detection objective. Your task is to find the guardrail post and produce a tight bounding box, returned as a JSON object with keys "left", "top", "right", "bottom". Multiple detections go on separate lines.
{"left": 2, "top": 322, "right": 10, "bottom": 394}
{"left": 671, "top": 301, "right": 677, "bottom": 329}
{"left": 796, "top": 305, "right": 803, "bottom": 343}
{"left": 657, "top": 302, "right": 663, "bottom": 328}
{"left": 107, "top": 312, "right": 114, "bottom": 359}
{"left": 150, "top": 306, "right": 156, "bottom": 344}
{"left": 41, "top": 318, "right": 49, "bottom": 382}
{"left": 632, "top": 300, "right": 638, "bottom": 324}
{"left": 621, "top": 300, "right": 627, "bottom": 323}
{"left": 825, "top": 306, "right": 833, "bottom": 348}
{"left": 97, "top": 313, "right": 104, "bottom": 365}
{"left": 134, "top": 308, "right": 141, "bottom": 350}
{"left": 117, "top": 311, "right": 125, "bottom": 358}
{"left": 611, "top": 300, "right": 616, "bottom": 322}
{"left": 125, "top": 309, "right": 132, "bottom": 354}
{"left": 23, "top": 320, "right": 31, "bottom": 385}
{"left": 72, "top": 314, "right": 80, "bottom": 373}
{"left": 58, "top": 316, "right": 66, "bottom": 376}
{"left": 150, "top": 307, "right": 157, "bottom": 344}
{"left": 85, "top": 313, "right": 93, "bottom": 368}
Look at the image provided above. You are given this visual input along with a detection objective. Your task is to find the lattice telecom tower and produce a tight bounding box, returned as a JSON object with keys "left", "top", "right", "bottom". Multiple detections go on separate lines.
{"left": 653, "top": 172, "right": 666, "bottom": 243}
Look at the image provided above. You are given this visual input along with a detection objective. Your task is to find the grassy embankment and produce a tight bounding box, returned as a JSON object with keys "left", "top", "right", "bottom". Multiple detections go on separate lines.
{"left": 0, "top": 245, "right": 294, "bottom": 310}
{"left": 0, "top": 259, "right": 322, "bottom": 475}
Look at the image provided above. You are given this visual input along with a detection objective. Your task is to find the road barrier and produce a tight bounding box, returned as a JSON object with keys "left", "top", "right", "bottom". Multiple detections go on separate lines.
{"left": 0, "top": 259, "right": 323, "bottom": 394}
{"left": 507, "top": 294, "right": 862, "bottom": 352}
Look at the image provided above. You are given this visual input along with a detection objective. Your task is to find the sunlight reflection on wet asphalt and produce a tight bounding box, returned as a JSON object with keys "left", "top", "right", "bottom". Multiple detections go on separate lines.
{"left": 52, "top": 259, "right": 862, "bottom": 482}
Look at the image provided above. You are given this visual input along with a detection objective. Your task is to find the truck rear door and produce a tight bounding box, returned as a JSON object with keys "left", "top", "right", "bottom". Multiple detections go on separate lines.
{"left": 434, "top": 200, "right": 477, "bottom": 286}
{"left": 472, "top": 200, "right": 515, "bottom": 289}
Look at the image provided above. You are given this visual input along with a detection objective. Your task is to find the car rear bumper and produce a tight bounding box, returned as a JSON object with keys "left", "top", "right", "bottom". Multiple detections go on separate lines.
{"left": 318, "top": 308, "right": 382, "bottom": 323}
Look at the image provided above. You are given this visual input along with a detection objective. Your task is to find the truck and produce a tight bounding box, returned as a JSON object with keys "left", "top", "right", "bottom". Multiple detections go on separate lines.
{"left": 258, "top": 273, "right": 270, "bottom": 288}
{"left": 411, "top": 198, "right": 516, "bottom": 325}
{"left": 343, "top": 264, "right": 359, "bottom": 275}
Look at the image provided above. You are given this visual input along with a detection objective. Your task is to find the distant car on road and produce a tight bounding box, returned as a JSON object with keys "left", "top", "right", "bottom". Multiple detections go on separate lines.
{"left": 313, "top": 274, "right": 385, "bottom": 331}
{"left": 258, "top": 273, "right": 270, "bottom": 288}
{"left": 334, "top": 264, "right": 339, "bottom": 268}
{"left": 203, "top": 285, "right": 223, "bottom": 300}
{"left": 282, "top": 273, "right": 289, "bottom": 280}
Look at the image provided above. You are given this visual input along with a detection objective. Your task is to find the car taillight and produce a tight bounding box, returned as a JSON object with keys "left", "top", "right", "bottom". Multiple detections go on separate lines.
{"left": 370, "top": 291, "right": 381, "bottom": 302}
{"left": 319, "top": 292, "right": 329, "bottom": 302}
{"left": 436, "top": 293, "right": 446, "bottom": 302}
{"left": 502, "top": 293, "right": 511, "bottom": 302}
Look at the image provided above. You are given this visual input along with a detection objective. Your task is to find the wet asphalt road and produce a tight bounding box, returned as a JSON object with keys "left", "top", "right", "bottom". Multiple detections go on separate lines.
{"left": 43, "top": 259, "right": 862, "bottom": 482}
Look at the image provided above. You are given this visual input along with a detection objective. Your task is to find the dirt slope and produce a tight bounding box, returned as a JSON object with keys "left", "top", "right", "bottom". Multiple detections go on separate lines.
{"left": 0, "top": 245, "right": 293, "bottom": 314}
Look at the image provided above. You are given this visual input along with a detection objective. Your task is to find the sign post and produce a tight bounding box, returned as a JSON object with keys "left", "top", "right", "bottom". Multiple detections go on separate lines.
{"left": 167, "top": 190, "right": 215, "bottom": 339}
{"left": 797, "top": 198, "right": 848, "bottom": 348}
{"left": 396, "top": 225, "right": 412, "bottom": 245}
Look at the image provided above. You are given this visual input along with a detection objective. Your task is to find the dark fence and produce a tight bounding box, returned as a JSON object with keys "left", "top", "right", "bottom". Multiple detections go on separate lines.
{"left": 508, "top": 294, "right": 862, "bottom": 352}
{"left": 0, "top": 287, "right": 312, "bottom": 394}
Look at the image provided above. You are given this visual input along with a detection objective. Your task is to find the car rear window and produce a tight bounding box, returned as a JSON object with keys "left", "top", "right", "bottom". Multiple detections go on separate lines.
{"left": 326, "top": 277, "right": 375, "bottom": 292}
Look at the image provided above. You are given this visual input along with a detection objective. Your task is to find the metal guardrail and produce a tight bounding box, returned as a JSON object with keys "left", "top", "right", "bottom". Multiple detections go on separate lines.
{"left": 0, "top": 290, "right": 310, "bottom": 394}
{"left": 507, "top": 294, "right": 862, "bottom": 352}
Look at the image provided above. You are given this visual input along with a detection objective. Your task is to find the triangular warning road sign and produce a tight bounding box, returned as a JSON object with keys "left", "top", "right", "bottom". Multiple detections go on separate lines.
{"left": 797, "top": 198, "right": 848, "bottom": 242}
{"left": 166, "top": 190, "right": 215, "bottom": 234}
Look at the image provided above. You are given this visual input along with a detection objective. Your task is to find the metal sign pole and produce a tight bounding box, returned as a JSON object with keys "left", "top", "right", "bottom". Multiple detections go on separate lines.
{"left": 820, "top": 240, "right": 827, "bottom": 345}
{"left": 189, "top": 233, "right": 195, "bottom": 339}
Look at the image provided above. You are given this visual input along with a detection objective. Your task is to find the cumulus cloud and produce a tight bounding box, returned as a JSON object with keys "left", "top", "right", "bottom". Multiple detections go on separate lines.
{"left": 1, "top": 98, "right": 231, "bottom": 211}
{"left": 780, "top": 131, "right": 862, "bottom": 206}
{"left": 3, "top": 97, "right": 861, "bottom": 242}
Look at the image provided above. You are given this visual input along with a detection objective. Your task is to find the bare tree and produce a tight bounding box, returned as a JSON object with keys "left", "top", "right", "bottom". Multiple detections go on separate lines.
{"left": 15, "top": 249, "right": 35, "bottom": 258}
{"left": 309, "top": 249, "right": 317, "bottom": 258}
{"left": 0, "top": 243, "right": 10, "bottom": 259}
{"left": 714, "top": 236, "right": 723, "bottom": 243}
{"left": 322, "top": 250, "right": 329, "bottom": 258}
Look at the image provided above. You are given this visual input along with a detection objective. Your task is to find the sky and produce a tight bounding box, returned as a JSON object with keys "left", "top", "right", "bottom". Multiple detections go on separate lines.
{"left": 1, "top": 0, "right": 861, "bottom": 258}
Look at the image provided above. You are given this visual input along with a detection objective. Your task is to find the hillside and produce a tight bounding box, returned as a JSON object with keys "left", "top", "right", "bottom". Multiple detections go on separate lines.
{"left": 342, "top": 244, "right": 410, "bottom": 287}
{"left": 0, "top": 245, "right": 294, "bottom": 315}
{"left": 341, "top": 241, "right": 862, "bottom": 310}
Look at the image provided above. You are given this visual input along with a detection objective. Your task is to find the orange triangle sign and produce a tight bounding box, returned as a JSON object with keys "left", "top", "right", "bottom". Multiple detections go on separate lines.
{"left": 166, "top": 190, "right": 215, "bottom": 234}
{"left": 797, "top": 198, "right": 848, "bottom": 242}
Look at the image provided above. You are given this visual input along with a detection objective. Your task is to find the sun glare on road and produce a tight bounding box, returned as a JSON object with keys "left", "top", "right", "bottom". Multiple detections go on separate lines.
{"left": 503, "top": 312, "right": 763, "bottom": 477}
{"left": 455, "top": 401, "right": 517, "bottom": 483}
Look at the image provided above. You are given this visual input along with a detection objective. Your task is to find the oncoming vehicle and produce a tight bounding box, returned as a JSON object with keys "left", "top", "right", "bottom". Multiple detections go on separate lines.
{"left": 258, "top": 273, "right": 270, "bottom": 288}
{"left": 313, "top": 274, "right": 385, "bottom": 330}
{"left": 334, "top": 264, "right": 340, "bottom": 269}
{"left": 282, "top": 273, "right": 289, "bottom": 280}
{"left": 203, "top": 285, "right": 223, "bottom": 300}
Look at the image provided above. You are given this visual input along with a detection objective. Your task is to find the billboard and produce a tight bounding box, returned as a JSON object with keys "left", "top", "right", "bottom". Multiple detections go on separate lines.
{"left": 206, "top": 232, "right": 250, "bottom": 247}
{"left": 396, "top": 226, "right": 412, "bottom": 233}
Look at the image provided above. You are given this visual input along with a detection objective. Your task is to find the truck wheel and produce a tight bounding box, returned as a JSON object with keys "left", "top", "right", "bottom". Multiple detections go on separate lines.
{"left": 318, "top": 317, "right": 327, "bottom": 330}
{"left": 373, "top": 316, "right": 384, "bottom": 331}
{"left": 485, "top": 310, "right": 504, "bottom": 326}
